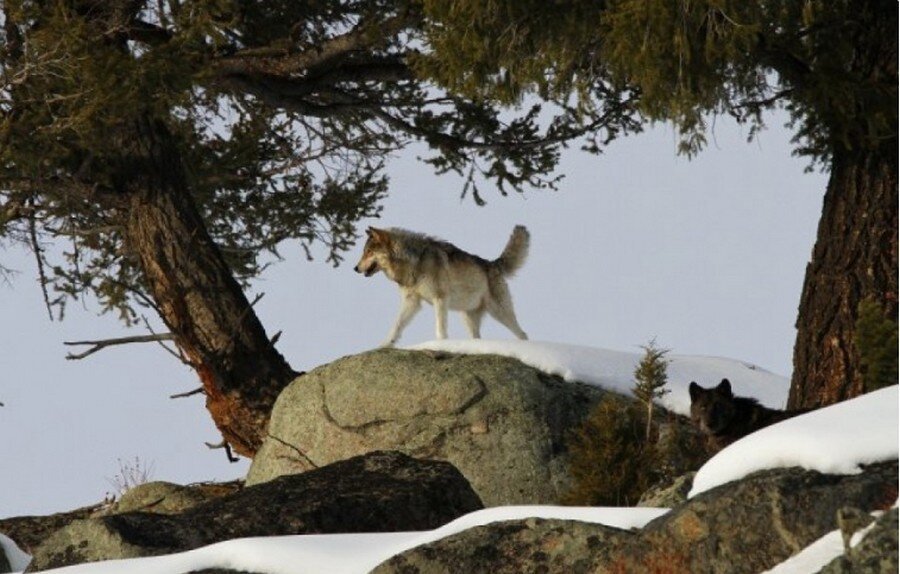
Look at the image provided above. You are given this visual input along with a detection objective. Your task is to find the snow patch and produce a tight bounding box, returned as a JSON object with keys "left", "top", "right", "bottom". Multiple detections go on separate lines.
{"left": 409, "top": 339, "right": 789, "bottom": 415}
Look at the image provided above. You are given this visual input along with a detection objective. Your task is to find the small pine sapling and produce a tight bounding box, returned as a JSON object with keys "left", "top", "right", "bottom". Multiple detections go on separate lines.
{"left": 632, "top": 339, "right": 671, "bottom": 441}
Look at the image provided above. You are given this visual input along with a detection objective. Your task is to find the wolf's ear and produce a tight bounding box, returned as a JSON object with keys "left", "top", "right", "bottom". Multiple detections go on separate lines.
{"left": 716, "top": 378, "right": 733, "bottom": 397}
{"left": 689, "top": 381, "right": 702, "bottom": 401}
{"left": 368, "top": 227, "right": 391, "bottom": 245}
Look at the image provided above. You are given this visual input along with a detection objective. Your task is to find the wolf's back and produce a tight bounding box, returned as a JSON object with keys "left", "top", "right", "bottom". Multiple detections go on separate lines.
{"left": 493, "top": 225, "right": 530, "bottom": 276}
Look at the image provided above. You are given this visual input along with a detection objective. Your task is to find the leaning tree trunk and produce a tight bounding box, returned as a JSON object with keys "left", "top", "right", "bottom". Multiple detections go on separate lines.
{"left": 788, "top": 146, "right": 898, "bottom": 409}
{"left": 121, "top": 116, "right": 298, "bottom": 457}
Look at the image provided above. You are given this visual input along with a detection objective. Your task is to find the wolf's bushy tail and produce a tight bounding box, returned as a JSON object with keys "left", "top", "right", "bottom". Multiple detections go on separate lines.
{"left": 493, "top": 225, "right": 530, "bottom": 276}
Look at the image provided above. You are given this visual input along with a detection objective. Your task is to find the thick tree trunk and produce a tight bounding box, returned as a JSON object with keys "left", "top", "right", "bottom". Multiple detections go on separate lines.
{"left": 121, "top": 116, "right": 297, "bottom": 457}
{"left": 788, "top": 147, "right": 898, "bottom": 409}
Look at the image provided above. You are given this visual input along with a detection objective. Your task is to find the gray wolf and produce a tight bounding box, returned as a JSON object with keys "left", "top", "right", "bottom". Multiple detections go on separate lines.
{"left": 354, "top": 225, "right": 530, "bottom": 346}
{"left": 689, "top": 379, "right": 807, "bottom": 450}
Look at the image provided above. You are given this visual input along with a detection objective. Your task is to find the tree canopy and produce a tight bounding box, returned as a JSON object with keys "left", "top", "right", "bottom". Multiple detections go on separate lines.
{"left": 419, "top": 0, "right": 896, "bottom": 161}
{"left": 416, "top": 0, "right": 897, "bottom": 408}
{"left": 0, "top": 0, "right": 640, "bottom": 323}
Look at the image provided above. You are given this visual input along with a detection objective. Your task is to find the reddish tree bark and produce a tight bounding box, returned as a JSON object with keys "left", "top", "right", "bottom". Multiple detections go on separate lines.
{"left": 122, "top": 116, "right": 297, "bottom": 456}
{"left": 788, "top": 147, "right": 898, "bottom": 409}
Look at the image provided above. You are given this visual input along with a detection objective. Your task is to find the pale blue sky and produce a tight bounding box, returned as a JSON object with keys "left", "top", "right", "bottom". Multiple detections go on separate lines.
{"left": 0, "top": 112, "right": 826, "bottom": 517}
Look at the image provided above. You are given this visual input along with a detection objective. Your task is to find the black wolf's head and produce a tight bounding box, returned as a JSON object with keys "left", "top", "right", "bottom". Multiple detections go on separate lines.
{"left": 689, "top": 379, "right": 737, "bottom": 435}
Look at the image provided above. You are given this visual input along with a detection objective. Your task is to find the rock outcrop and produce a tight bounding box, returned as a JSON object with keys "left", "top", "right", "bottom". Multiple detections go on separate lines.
{"left": 637, "top": 472, "right": 696, "bottom": 508}
{"left": 247, "top": 349, "right": 605, "bottom": 505}
{"left": 820, "top": 507, "right": 899, "bottom": 574}
{"left": 0, "top": 504, "right": 102, "bottom": 556}
{"left": 28, "top": 451, "right": 482, "bottom": 571}
{"left": 373, "top": 518, "right": 627, "bottom": 574}
{"left": 372, "top": 461, "right": 898, "bottom": 574}
{"left": 107, "top": 480, "right": 242, "bottom": 515}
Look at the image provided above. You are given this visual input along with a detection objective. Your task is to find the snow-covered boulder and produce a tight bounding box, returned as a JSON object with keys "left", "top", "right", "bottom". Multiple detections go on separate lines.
{"left": 27, "top": 451, "right": 482, "bottom": 571}
{"left": 247, "top": 348, "right": 607, "bottom": 505}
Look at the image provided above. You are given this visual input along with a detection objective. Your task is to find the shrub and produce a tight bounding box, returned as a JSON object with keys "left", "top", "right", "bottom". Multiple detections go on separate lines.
{"left": 562, "top": 396, "right": 658, "bottom": 506}
{"left": 855, "top": 298, "right": 899, "bottom": 393}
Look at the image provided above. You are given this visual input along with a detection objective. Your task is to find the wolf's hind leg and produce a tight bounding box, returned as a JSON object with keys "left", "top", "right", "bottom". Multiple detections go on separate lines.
{"left": 382, "top": 293, "right": 421, "bottom": 347}
{"left": 487, "top": 281, "right": 528, "bottom": 340}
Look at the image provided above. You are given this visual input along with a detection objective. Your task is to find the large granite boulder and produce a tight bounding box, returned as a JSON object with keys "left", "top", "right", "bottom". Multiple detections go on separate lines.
{"left": 247, "top": 349, "right": 604, "bottom": 505}
{"left": 28, "top": 451, "right": 482, "bottom": 571}
{"left": 371, "top": 461, "right": 898, "bottom": 574}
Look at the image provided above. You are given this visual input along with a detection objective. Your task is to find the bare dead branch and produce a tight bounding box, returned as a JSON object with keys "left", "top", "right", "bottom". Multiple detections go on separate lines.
{"left": 141, "top": 315, "right": 190, "bottom": 365}
{"left": 170, "top": 387, "right": 204, "bottom": 399}
{"left": 64, "top": 333, "right": 176, "bottom": 360}
{"left": 26, "top": 203, "right": 54, "bottom": 321}
{"left": 214, "top": 13, "right": 412, "bottom": 78}
{"left": 205, "top": 440, "right": 239, "bottom": 463}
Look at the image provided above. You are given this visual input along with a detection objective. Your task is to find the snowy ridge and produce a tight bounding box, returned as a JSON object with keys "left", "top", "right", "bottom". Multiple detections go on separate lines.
{"left": 410, "top": 339, "right": 789, "bottom": 415}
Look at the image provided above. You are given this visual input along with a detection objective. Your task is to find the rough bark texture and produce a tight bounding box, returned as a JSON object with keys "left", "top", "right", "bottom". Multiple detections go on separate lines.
{"left": 121, "top": 116, "right": 297, "bottom": 456}
{"left": 789, "top": 147, "right": 898, "bottom": 409}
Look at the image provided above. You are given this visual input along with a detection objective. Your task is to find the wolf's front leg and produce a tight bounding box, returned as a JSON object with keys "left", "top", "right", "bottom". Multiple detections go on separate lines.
{"left": 434, "top": 298, "right": 448, "bottom": 339}
{"left": 381, "top": 293, "right": 421, "bottom": 347}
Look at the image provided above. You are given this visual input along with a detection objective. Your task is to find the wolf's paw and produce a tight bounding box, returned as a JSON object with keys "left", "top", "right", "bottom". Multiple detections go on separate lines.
{"left": 378, "top": 339, "right": 396, "bottom": 349}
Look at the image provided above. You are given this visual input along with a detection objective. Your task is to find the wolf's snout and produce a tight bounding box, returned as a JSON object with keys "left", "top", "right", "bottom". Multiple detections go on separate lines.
{"left": 353, "top": 264, "right": 362, "bottom": 273}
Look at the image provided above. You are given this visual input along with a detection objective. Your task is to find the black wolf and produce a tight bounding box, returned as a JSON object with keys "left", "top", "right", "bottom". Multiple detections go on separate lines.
{"left": 689, "top": 379, "right": 806, "bottom": 450}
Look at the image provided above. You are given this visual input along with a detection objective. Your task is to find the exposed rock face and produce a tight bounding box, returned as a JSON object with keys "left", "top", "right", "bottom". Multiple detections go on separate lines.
{"left": 819, "top": 507, "right": 899, "bottom": 574}
{"left": 0, "top": 481, "right": 242, "bottom": 558}
{"left": 371, "top": 461, "right": 898, "bottom": 574}
{"left": 608, "top": 461, "right": 897, "bottom": 574}
{"left": 28, "top": 451, "right": 482, "bottom": 571}
{"left": 247, "top": 349, "right": 605, "bottom": 505}
{"left": 109, "top": 480, "right": 242, "bottom": 515}
{"left": 0, "top": 504, "right": 102, "bottom": 556}
{"left": 372, "top": 518, "right": 628, "bottom": 574}
{"left": 637, "top": 472, "right": 696, "bottom": 508}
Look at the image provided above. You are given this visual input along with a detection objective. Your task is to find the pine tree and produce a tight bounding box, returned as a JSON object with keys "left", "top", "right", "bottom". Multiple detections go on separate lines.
{"left": 418, "top": 0, "right": 898, "bottom": 409}
{"left": 632, "top": 340, "right": 671, "bottom": 442}
{"left": 0, "top": 1, "right": 637, "bottom": 456}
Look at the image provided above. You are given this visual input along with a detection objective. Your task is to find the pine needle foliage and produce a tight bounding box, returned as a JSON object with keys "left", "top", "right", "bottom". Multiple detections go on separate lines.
{"left": 854, "top": 298, "right": 899, "bottom": 393}
{"left": 632, "top": 339, "right": 671, "bottom": 441}
{"left": 418, "top": 0, "right": 897, "bottom": 164}
{"left": 0, "top": 0, "right": 636, "bottom": 324}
